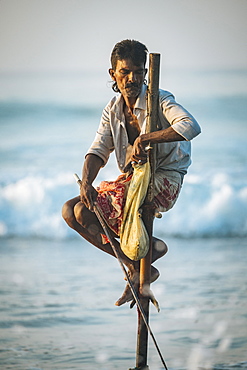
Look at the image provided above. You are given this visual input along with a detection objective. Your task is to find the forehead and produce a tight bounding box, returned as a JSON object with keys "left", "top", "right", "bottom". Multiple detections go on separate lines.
{"left": 115, "top": 59, "right": 145, "bottom": 71}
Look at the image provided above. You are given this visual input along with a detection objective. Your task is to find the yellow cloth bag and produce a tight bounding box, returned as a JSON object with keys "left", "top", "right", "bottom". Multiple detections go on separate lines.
{"left": 120, "top": 161, "right": 151, "bottom": 261}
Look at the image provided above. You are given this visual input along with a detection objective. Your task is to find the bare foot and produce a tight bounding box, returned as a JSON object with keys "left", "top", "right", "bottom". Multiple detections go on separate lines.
{"left": 115, "top": 266, "right": 160, "bottom": 307}
{"left": 115, "top": 270, "right": 139, "bottom": 306}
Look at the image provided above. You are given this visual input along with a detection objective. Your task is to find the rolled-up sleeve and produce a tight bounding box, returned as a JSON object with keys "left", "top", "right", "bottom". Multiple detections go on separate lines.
{"left": 161, "top": 93, "right": 201, "bottom": 141}
{"left": 86, "top": 105, "right": 114, "bottom": 166}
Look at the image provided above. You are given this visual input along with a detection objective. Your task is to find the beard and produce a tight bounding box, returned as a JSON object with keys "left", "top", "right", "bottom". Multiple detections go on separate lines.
{"left": 125, "top": 82, "right": 142, "bottom": 97}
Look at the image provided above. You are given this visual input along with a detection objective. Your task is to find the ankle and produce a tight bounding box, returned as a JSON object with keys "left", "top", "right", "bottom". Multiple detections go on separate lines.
{"left": 128, "top": 263, "right": 139, "bottom": 275}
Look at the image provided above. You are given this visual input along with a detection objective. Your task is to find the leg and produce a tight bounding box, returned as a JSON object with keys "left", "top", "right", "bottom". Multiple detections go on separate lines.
{"left": 62, "top": 197, "right": 138, "bottom": 272}
{"left": 62, "top": 198, "right": 167, "bottom": 306}
{"left": 115, "top": 236, "right": 168, "bottom": 306}
{"left": 152, "top": 236, "right": 168, "bottom": 263}
{"left": 150, "top": 236, "right": 168, "bottom": 281}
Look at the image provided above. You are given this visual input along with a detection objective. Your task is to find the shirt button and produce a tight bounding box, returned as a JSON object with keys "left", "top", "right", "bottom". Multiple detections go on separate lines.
{"left": 120, "top": 164, "right": 123, "bottom": 168}
{"left": 123, "top": 145, "right": 126, "bottom": 149}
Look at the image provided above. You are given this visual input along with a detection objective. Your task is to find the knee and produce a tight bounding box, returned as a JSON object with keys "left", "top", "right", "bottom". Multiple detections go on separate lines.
{"left": 74, "top": 203, "right": 101, "bottom": 237}
{"left": 74, "top": 201, "right": 86, "bottom": 225}
{"left": 62, "top": 201, "right": 76, "bottom": 227}
{"left": 153, "top": 239, "right": 168, "bottom": 257}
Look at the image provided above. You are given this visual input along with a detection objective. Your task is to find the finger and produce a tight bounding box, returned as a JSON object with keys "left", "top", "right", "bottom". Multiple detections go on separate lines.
{"left": 87, "top": 195, "right": 95, "bottom": 211}
{"left": 80, "top": 193, "right": 91, "bottom": 210}
{"left": 132, "top": 152, "right": 147, "bottom": 160}
{"left": 131, "top": 156, "right": 148, "bottom": 164}
{"left": 130, "top": 299, "right": 136, "bottom": 309}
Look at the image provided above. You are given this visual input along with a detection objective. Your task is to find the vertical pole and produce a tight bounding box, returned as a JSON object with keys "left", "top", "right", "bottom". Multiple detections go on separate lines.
{"left": 135, "top": 53, "right": 160, "bottom": 370}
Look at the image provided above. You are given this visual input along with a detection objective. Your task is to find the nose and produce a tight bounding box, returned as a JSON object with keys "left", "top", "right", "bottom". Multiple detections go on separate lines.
{"left": 128, "top": 71, "right": 137, "bottom": 82}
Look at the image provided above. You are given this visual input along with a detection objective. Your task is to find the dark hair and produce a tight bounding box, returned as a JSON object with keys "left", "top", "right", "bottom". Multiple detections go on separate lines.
{"left": 111, "top": 39, "right": 148, "bottom": 70}
{"left": 110, "top": 39, "right": 148, "bottom": 92}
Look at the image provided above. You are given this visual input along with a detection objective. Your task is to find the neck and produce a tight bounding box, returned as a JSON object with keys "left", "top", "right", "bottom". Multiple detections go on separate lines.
{"left": 123, "top": 96, "right": 137, "bottom": 112}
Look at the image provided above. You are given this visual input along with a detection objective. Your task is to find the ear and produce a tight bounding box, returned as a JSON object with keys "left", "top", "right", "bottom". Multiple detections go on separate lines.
{"left": 109, "top": 68, "right": 116, "bottom": 81}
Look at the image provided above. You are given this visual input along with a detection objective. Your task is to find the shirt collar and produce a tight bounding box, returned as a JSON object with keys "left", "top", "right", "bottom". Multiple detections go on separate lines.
{"left": 134, "top": 84, "right": 147, "bottom": 110}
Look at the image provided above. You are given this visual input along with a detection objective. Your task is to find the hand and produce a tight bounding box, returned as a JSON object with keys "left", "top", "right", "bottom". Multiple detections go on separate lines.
{"left": 80, "top": 182, "right": 98, "bottom": 211}
{"left": 131, "top": 135, "right": 148, "bottom": 164}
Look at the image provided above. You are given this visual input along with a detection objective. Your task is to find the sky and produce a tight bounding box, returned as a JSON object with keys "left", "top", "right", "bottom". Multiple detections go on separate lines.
{"left": 0, "top": 0, "right": 247, "bottom": 73}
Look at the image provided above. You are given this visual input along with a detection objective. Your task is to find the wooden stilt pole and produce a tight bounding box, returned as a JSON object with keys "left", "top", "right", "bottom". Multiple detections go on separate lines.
{"left": 135, "top": 53, "right": 160, "bottom": 370}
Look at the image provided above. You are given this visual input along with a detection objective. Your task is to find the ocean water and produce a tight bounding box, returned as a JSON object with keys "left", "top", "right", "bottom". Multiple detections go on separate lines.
{"left": 1, "top": 69, "right": 247, "bottom": 240}
{"left": 0, "top": 69, "right": 247, "bottom": 369}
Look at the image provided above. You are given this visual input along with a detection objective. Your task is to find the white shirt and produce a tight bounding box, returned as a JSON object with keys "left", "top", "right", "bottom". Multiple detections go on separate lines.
{"left": 86, "top": 84, "right": 201, "bottom": 176}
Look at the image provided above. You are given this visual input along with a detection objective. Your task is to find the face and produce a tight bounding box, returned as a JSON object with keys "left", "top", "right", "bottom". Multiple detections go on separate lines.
{"left": 109, "top": 59, "right": 147, "bottom": 101}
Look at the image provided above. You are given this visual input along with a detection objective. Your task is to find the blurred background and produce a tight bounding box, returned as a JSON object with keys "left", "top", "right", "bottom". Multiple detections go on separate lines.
{"left": 0, "top": 1, "right": 246, "bottom": 369}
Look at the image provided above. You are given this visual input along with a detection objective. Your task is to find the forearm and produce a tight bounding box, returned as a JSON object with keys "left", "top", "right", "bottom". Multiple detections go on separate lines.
{"left": 140, "top": 126, "right": 185, "bottom": 146}
{"left": 131, "top": 127, "right": 185, "bottom": 164}
{"left": 81, "top": 154, "right": 104, "bottom": 185}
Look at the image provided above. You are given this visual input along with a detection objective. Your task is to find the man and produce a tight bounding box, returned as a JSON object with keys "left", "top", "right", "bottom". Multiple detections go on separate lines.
{"left": 62, "top": 39, "right": 201, "bottom": 306}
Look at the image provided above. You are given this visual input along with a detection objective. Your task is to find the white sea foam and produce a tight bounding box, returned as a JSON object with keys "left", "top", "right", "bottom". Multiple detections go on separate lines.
{"left": 0, "top": 70, "right": 247, "bottom": 240}
{"left": 155, "top": 171, "right": 247, "bottom": 238}
{"left": 0, "top": 173, "right": 75, "bottom": 239}
{"left": 0, "top": 170, "right": 247, "bottom": 239}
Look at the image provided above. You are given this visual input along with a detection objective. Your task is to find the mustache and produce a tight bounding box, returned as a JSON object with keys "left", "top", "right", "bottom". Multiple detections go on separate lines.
{"left": 125, "top": 82, "right": 139, "bottom": 89}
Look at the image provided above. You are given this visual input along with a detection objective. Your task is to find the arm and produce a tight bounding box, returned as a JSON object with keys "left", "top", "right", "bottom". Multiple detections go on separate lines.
{"left": 132, "top": 92, "right": 201, "bottom": 163}
{"left": 80, "top": 154, "right": 104, "bottom": 211}
{"left": 141, "top": 125, "right": 184, "bottom": 144}
{"left": 131, "top": 126, "right": 184, "bottom": 163}
{"left": 81, "top": 101, "right": 115, "bottom": 208}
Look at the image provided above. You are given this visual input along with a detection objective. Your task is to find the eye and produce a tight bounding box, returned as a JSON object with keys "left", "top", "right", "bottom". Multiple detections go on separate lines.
{"left": 120, "top": 69, "right": 129, "bottom": 75}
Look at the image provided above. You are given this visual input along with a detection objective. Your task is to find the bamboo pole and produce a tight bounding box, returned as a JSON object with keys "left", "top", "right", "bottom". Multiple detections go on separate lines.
{"left": 135, "top": 53, "right": 160, "bottom": 370}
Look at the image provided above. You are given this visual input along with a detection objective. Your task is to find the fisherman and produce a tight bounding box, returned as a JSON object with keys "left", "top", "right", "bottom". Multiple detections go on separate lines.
{"left": 62, "top": 39, "right": 201, "bottom": 306}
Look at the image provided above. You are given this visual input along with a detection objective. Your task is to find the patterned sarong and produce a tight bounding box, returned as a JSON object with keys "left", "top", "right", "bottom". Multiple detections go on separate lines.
{"left": 96, "top": 173, "right": 132, "bottom": 237}
{"left": 96, "top": 167, "right": 182, "bottom": 257}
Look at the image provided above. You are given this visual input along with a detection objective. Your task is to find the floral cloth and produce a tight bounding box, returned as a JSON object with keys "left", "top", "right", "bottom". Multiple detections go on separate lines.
{"left": 96, "top": 173, "right": 132, "bottom": 237}
{"left": 96, "top": 169, "right": 182, "bottom": 250}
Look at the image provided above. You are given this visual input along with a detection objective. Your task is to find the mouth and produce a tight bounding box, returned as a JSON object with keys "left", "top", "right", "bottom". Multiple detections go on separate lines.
{"left": 124, "top": 83, "right": 142, "bottom": 97}
{"left": 126, "top": 83, "right": 139, "bottom": 90}
{"left": 125, "top": 84, "right": 141, "bottom": 95}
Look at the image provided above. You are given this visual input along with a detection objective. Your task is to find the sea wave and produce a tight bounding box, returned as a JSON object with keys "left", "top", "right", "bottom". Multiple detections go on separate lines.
{"left": 0, "top": 171, "right": 247, "bottom": 239}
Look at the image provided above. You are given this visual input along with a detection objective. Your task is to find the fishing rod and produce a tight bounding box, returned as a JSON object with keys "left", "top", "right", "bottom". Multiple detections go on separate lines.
{"left": 73, "top": 173, "right": 168, "bottom": 370}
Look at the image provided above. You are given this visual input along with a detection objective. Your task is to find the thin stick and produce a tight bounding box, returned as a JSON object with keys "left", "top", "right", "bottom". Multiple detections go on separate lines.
{"left": 73, "top": 173, "right": 168, "bottom": 369}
